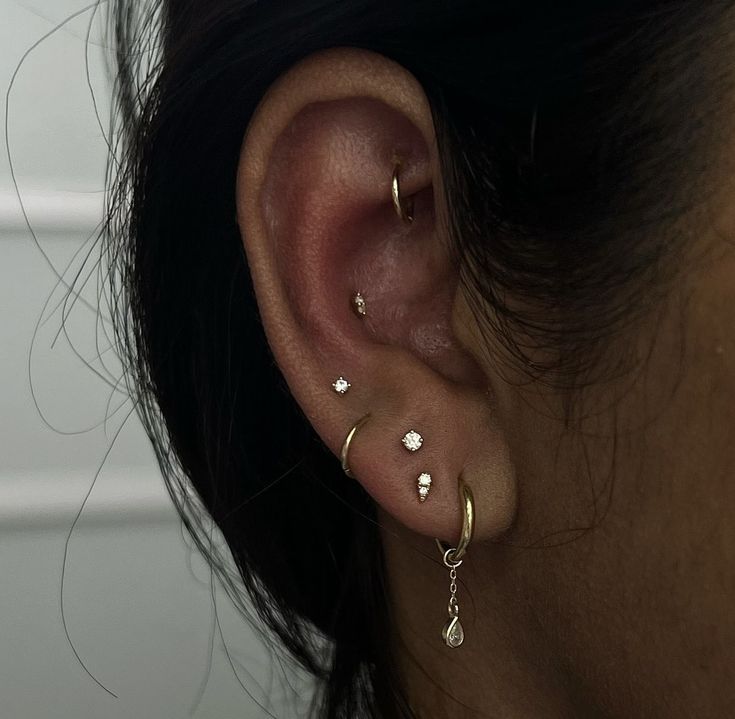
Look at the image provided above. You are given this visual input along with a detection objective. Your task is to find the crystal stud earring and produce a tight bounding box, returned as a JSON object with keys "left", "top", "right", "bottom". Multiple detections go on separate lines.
{"left": 352, "top": 292, "right": 367, "bottom": 317}
{"left": 417, "top": 472, "right": 432, "bottom": 502}
{"left": 401, "top": 429, "right": 423, "bottom": 452}
{"left": 332, "top": 377, "right": 351, "bottom": 395}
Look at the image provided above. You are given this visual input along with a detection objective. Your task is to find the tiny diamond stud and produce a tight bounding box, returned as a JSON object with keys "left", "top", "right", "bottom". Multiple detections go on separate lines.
{"left": 417, "top": 472, "right": 432, "bottom": 502}
{"left": 401, "top": 429, "right": 423, "bottom": 452}
{"left": 352, "top": 292, "right": 367, "bottom": 317}
{"left": 332, "top": 377, "right": 351, "bottom": 395}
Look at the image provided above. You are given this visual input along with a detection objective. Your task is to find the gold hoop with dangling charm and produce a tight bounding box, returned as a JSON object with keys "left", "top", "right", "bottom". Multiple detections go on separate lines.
{"left": 434, "top": 478, "right": 475, "bottom": 648}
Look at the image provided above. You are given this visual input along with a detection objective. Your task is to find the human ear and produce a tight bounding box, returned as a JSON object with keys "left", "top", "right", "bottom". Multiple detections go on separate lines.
{"left": 236, "top": 47, "right": 516, "bottom": 543}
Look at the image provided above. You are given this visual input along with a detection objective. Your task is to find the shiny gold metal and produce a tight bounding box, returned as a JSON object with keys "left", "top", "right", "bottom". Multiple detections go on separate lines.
{"left": 435, "top": 476, "right": 475, "bottom": 648}
{"left": 391, "top": 160, "right": 414, "bottom": 223}
{"left": 340, "top": 413, "right": 371, "bottom": 478}
{"left": 435, "top": 477, "right": 475, "bottom": 562}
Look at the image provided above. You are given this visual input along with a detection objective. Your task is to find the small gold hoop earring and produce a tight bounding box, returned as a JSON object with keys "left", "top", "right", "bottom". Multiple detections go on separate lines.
{"left": 391, "top": 160, "right": 414, "bottom": 223}
{"left": 340, "top": 413, "right": 371, "bottom": 478}
{"left": 435, "top": 478, "right": 475, "bottom": 647}
{"left": 435, "top": 479, "right": 474, "bottom": 562}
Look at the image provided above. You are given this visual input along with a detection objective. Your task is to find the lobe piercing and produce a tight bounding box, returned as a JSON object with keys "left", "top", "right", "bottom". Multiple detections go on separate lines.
{"left": 352, "top": 292, "right": 367, "bottom": 317}
{"left": 417, "top": 472, "right": 432, "bottom": 502}
{"left": 435, "top": 478, "right": 475, "bottom": 648}
{"left": 332, "top": 377, "right": 351, "bottom": 395}
{"left": 401, "top": 429, "right": 423, "bottom": 452}
{"left": 340, "top": 414, "right": 370, "bottom": 478}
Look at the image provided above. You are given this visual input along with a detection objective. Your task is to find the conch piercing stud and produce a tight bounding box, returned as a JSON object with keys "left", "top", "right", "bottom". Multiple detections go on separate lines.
{"left": 340, "top": 413, "right": 370, "bottom": 478}
{"left": 332, "top": 376, "right": 351, "bottom": 395}
{"left": 392, "top": 159, "right": 414, "bottom": 224}
{"left": 352, "top": 292, "right": 367, "bottom": 317}
{"left": 435, "top": 478, "right": 475, "bottom": 648}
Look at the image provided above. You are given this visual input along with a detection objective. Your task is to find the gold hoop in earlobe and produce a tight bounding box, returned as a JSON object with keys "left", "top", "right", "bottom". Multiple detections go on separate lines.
{"left": 391, "top": 160, "right": 414, "bottom": 223}
{"left": 340, "top": 413, "right": 371, "bottom": 478}
{"left": 434, "top": 477, "right": 475, "bottom": 648}
{"left": 435, "top": 477, "right": 474, "bottom": 561}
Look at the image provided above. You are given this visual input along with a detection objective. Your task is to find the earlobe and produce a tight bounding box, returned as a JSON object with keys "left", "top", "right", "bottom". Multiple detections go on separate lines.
{"left": 236, "top": 46, "right": 517, "bottom": 546}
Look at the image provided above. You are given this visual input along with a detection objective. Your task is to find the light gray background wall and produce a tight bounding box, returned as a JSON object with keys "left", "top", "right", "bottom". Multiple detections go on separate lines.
{"left": 0, "top": 2, "right": 310, "bottom": 716}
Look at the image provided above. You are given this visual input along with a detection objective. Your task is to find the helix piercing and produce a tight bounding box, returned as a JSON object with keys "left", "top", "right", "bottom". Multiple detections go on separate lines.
{"left": 340, "top": 413, "right": 370, "bottom": 478}
{"left": 435, "top": 478, "right": 475, "bottom": 648}
{"left": 391, "top": 159, "right": 414, "bottom": 223}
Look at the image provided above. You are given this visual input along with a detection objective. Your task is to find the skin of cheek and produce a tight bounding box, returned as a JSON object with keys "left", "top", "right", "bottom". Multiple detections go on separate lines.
{"left": 481, "top": 237, "right": 735, "bottom": 716}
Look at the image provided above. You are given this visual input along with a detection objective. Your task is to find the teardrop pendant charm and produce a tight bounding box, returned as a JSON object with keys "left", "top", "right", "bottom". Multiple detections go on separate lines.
{"left": 435, "top": 479, "right": 474, "bottom": 648}
{"left": 442, "top": 615, "right": 465, "bottom": 648}
{"left": 441, "top": 550, "right": 465, "bottom": 648}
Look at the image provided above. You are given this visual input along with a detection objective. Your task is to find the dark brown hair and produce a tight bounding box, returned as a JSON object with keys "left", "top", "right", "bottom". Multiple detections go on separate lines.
{"left": 104, "top": 1, "right": 728, "bottom": 715}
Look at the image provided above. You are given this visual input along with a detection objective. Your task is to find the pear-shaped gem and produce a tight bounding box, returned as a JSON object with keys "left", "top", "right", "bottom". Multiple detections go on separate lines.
{"left": 417, "top": 472, "right": 432, "bottom": 502}
{"left": 448, "top": 619, "right": 464, "bottom": 647}
{"left": 442, "top": 616, "right": 465, "bottom": 648}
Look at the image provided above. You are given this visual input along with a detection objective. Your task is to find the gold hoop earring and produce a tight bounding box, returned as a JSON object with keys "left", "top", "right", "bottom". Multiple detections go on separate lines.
{"left": 435, "top": 478, "right": 475, "bottom": 647}
{"left": 340, "top": 413, "right": 371, "bottom": 478}
{"left": 391, "top": 160, "right": 414, "bottom": 223}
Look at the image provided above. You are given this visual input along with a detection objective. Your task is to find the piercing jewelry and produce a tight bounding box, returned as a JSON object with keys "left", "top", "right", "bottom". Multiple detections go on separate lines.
{"left": 332, "top": 377, "right": 351, "bottom": 395}
{"left": 435, "top": 478, "right": 475, "bottom": 648}
{"left": 401, "top": 429, "right": 423, "bottom": 452}
{"left": 392, "top": 159, "right": 415, "bottom": 223}
{"left": 340, "top": 413, "right": 370, "bottom": 478}
{"left": 352, "top": 292, "right": 367, "bottom": 317}
{"left": 417, "top": 472, "right": 432, "bottom": 502}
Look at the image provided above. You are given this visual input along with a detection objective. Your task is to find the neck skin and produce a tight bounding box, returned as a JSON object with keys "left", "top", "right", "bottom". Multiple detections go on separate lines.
{"left": 378, "top": 128, "right": 735, "bottom": 719}
{"left": 381, "top": 514, "right": 598, "bottom": 719}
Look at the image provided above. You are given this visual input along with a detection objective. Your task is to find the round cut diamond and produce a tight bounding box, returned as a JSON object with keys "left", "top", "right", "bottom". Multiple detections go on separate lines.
{"left": 402, "top": 429, "right": 423, "bottom": 452}
{"left": 332, "top": 377, "right": 351, "bottom": 394}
